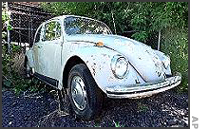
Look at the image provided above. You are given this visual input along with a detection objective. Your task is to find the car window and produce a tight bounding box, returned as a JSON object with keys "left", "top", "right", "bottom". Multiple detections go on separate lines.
{"left": 34, "top": 26, "right": 42, "bottom": 43}
{"left": 64, "top": 17, "right": 112, "bottom": 35}
{"left": 42, "top": 21, "right": 61, "bottom": 41}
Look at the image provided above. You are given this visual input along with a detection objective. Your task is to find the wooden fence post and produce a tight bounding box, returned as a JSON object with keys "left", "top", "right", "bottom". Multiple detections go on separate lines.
{"left": 5, "top": 2, "right": 11, "bottom": 53}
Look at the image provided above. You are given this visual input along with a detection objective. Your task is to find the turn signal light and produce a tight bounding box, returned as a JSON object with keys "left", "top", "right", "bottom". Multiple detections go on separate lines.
{"left": 96, "top": 41, "right": 104, "bottom": 47}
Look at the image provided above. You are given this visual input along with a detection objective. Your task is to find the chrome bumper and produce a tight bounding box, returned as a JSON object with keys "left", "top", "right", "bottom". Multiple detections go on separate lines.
{"left": 106, "top": 73, "right": 182, "bottom": 99}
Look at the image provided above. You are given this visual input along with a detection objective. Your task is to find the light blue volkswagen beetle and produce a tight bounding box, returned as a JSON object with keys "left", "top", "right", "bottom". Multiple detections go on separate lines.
{"left": 25, "top": 15, "right": 182, "bottom": 120}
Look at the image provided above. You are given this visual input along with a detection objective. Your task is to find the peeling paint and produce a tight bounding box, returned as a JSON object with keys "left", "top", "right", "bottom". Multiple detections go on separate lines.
{"left": 102, "top": 54, "right": 107, "bottom": 57}
{"left": 92, "top": 67, "right": 96, "bottom": 76}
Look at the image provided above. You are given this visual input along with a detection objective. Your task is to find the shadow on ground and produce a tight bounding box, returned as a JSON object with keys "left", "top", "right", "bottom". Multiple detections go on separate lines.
{"left": 2, "top": 88, "right": 188, "bottom": 127}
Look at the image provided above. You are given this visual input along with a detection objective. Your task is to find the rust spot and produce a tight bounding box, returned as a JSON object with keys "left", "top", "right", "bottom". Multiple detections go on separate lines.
{"left": 108, "top": 76, "right": 114, "bottom": 82}
{"left": 102, "top": 54, "right": 107, "bottom": 57}
{"left": 92, "top": 68, "right": 96, "bottom": 76}
{"left": 145, "top": 50, "right": 150, "bottom": 54}
{"left": 135, "top": 79, "right": 140, "bottom": 84}
{"left": 156, "top": 71, "right": 161, "bottom": 77}
{"left": 99, "top": 65, "right": 103, "bottom": 70}
{"left": 154, "top": 56, "right": 159, "bottom": 59}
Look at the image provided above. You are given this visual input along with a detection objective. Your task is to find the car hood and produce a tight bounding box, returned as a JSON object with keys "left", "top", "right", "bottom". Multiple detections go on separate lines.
{"left": 66, "top": 34, "right": 166, "bottom": 82}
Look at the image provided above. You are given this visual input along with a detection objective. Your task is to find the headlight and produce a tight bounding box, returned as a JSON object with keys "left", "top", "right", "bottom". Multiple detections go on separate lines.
{"left": 111, "top": 55, "right": 128, "bottom": 79}
{"left": 162, "top": 55, "right": 170, "bottom": 69}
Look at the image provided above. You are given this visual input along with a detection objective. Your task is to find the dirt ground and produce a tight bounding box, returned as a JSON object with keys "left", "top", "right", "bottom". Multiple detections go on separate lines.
{"left": 2, "top": 88, "right": 188, "bottom": 127}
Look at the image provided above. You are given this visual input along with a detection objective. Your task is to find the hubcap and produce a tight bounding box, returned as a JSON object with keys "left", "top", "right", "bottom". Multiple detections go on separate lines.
{"left": 70, "top": 76, "right": 87, "bottom": 110}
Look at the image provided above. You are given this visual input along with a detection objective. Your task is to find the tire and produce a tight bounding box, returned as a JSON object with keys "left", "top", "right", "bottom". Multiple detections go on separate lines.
{"left": 58, "top": 87, "right": 72, "bottom": 114}
{"left": 67, "top": 63, "right": 103, "bottom": 120}
{"left": 24, "top": 57, "right": 33, "bottom": 78}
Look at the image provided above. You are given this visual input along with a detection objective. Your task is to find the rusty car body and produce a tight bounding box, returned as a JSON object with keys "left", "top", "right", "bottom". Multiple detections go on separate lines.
{"left": 25, "top": 15, "right": 182, "bottom": 120}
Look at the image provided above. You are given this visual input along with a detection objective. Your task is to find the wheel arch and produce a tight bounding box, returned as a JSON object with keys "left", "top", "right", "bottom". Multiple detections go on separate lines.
{"left": 60, "top": 46, "right": 136, "bottom": 94}
{"left": 62, "top": 55, "right": 86, "bottom": 88}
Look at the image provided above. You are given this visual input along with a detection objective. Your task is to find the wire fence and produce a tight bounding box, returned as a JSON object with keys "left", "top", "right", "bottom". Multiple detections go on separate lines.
{"left": 8, "top": 2, "right": 54, "bottom": 47}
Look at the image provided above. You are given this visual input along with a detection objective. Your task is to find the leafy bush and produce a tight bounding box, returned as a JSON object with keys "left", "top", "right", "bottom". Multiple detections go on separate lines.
{"left": 161, "top": 28, "right": 188, "bottom": 92}
{"left": 2, "top": 44, "right": 43, "bottom": 94}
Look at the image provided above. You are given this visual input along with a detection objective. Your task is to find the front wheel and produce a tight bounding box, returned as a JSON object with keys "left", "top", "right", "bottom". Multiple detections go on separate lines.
{"left": 67, "top": 63, "right": 103, "bottom": 120}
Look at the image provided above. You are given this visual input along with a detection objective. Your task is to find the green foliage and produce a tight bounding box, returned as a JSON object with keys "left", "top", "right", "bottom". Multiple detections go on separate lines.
{"left": 162, "top": 28, "right": 188, "bottom": 92}
{"left": 137, "top": 102, "right": 149, "bottom": 112}
{"left": 2, "top": 4, "right": 41, "bottom": 94}
{"left": 92, "top": 120, "right": 124, "bottom": 127}
{"left": 2, "top": 44, "right": 43, "bottom": 95}
{"left": 40, "top": 2, "right": 188, "bottom": 41}
{"left": 2, "top": 10, "right": 9, "bottom": 24}
{"left": 2, "top": 9, "right": 9, "bottom": 39}
{"left": 2, "top": 5, "right": 12, "bottom": 31}
{"left": 2, "top": 45, "right": 11, "bottom": 75}
{"left": 113, "top": 121, "right": 124, "bottom": 127}
{"left": 131, "top": 31, "right": 148, "bottom": 42}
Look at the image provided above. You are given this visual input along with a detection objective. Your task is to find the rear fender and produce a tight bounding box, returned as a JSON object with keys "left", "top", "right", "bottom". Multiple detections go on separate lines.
{"left": 25, "top": 48, "right": 34, "bottom": 68}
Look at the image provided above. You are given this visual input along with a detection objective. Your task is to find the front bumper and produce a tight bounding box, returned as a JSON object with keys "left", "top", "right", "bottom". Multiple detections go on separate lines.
{"left": 106, "top": 73, "right": 182, "bottom": 99}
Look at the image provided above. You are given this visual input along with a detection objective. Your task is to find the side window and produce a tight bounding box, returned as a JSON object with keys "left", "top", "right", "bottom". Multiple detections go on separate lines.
{"left": 42, "top": 21, "right": 61, "bottom": 41}
{"left": 34, "top": 26, "right": 42, "bottom": 43}
{"left": 56, "top": 23, "right": 61, "bottom": 38}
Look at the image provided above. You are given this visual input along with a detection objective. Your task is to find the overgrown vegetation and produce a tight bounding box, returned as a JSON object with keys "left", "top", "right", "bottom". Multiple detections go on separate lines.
{"left": 2, "top": 3, "right": 46, "bottom": 94}
{"left": 162, "top": 28, "right": 188, "bottom": 92}
{"left": 2, "top": 43, "right": 45, "bottom": 95}
{"left": 40, "top": 2, "right": 188, "bottom": 91}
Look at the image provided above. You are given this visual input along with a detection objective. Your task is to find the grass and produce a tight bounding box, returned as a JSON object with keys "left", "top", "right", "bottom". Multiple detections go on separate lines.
{"left": 92, "top": 120, "right": 125, "bottom": 127}
{"left": 2, "top": 44, "right": 46, "bottom": 95}
{"left": 137, "top": 102, "right": 149, "bottom": 112}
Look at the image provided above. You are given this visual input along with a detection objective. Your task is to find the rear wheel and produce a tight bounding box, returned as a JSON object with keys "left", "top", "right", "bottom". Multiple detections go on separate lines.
{"left": 24, "top": 57, "right": 33, "bottom": 78}
{"left": 66, "top": 63, "right": 103, "bottom": 120}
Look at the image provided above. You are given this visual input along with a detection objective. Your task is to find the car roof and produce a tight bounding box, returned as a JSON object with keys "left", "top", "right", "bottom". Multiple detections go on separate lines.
{"left": 42, "top": 15, "right": 112, "bottom": 34}
{"left": 47, "top": 15, "right": 100, "bottom": 23}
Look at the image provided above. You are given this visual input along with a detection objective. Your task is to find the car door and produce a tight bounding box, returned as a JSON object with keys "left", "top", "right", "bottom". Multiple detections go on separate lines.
{"left": 32, "top": 24, "right": 43, "bottom": 73}
{"left": 37, "top": 20, "right": 63, "bottom": 82}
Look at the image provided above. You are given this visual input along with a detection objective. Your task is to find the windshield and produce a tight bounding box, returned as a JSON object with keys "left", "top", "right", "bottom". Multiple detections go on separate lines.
{"left": 64, "top": 16, "right": 112, "bottom": 35}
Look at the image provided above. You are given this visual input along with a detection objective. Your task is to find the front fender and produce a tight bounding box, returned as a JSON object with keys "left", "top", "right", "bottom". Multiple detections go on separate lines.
{"left": 61, "top": 46, "right": 145, "bottom": 93}
{"left": 154, "top": 50, "right": 172, "bottom": 75}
